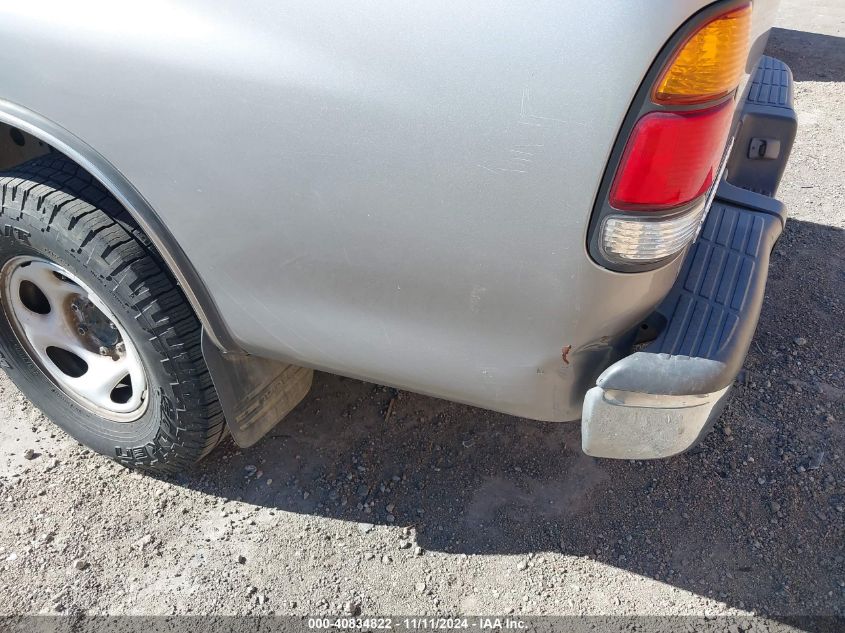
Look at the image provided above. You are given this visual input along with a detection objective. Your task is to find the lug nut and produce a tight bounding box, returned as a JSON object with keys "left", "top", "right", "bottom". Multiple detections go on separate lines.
{"left": 77, "top": 325, "right": 88, "bottom": 335}
{"left": 98, "top": 346, "right": 110, "bottom": 356}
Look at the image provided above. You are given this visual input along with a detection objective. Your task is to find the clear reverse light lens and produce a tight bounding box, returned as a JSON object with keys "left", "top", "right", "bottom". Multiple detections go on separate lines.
{"left": 600, "top": 198, "right": 707, "bottom": 263}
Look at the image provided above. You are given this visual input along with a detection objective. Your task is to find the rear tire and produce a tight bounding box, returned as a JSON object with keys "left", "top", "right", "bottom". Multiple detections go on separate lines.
{"left": 0, "top": 155, "right": 225, "bottom": 474}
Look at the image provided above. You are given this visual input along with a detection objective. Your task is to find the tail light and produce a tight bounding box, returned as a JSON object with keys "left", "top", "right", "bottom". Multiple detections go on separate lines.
{"left": 609, "top": 101, "right": 734, "bottom": 211}
{"left": 590, "top": 1, "right": 752, "bottom": 270}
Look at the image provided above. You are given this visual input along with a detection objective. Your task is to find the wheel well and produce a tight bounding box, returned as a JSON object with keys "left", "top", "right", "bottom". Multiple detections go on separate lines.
{"left": 0, "top": 122, "right": 55, "bottom": 170}
{"left": 0, "top": 117, "right": 237, "bottom": 352}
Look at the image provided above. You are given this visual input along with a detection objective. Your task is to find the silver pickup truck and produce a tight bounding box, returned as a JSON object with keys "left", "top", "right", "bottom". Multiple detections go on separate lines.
{"left": 0, "top": 0, "right": 795, "bottom": 473}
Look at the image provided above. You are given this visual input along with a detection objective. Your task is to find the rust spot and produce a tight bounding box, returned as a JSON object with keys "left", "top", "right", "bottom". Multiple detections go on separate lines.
{"left": 561, "top": 345, "right": 572, "bottom": 365}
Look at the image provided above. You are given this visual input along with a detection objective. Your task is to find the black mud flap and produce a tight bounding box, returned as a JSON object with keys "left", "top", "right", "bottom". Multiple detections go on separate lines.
{"left": 201, "top": 333, "right": 313, "bottom": 447}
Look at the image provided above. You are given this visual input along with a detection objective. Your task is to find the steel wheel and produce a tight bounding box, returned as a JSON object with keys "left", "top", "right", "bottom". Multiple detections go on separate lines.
{"left": 1, "top": 255, "right": 148, "bottom": 421}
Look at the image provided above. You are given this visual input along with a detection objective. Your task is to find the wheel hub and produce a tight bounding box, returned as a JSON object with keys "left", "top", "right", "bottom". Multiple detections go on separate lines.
{"left": 69, "top": 296, "right": 122, "bottom": 356}
{"left": 1, "top": 256, "right": 148, "bottom": 421}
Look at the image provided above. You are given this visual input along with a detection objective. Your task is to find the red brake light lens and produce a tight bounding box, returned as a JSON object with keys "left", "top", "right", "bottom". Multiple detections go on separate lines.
{"left": 608, "top": 100, "right": 734, "bottom": 211}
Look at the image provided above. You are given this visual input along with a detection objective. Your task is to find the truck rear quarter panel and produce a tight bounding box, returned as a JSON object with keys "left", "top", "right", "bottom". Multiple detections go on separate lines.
{"left": 0, "top": 0, "right": 780, "bottom": 420}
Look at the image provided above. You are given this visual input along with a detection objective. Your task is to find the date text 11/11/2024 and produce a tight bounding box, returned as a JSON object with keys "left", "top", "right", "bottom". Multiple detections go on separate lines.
{"left": 306, "top": 617, "right": 528, "bottom": 630}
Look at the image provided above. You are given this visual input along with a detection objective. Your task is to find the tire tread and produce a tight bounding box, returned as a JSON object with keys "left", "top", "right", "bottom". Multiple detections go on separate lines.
{"left": 0, "top": 155, "right": 226, "bottom": 473}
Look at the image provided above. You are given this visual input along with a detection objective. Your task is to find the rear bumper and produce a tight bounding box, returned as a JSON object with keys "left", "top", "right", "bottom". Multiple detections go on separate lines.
{"left": 583, "top": 385, "right": 732, "bottom": 459}
{"left": 582, "top": 189, "right": 785, "bottom": 458}
{"left": 581, "top": 56, "right": 796, "bottom": 459}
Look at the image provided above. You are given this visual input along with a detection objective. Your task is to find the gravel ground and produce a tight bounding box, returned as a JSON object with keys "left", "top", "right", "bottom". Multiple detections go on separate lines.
{"left": 1, "top": 0, "right": 843, "bottom": 627}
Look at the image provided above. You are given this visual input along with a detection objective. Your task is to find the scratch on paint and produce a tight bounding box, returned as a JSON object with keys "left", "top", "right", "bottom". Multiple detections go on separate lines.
{"left": 378, "top": 320, "right": 392, "bottom": 346}
{"left": 561, "top": 345, "right": 572, "bottom": 365}
{"left": 520, "top": 87, "right": 569, "bottom": 125}
{"left": 477, "top": 164, "right": 500, "bottom": 174}
{"left": 477, "top": 164, "right": 528, "bottom": 175}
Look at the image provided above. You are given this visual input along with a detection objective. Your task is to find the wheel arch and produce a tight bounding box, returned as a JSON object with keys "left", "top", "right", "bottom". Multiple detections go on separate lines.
{"left": 0, "top": 98, "right": 238, "bottom": 353}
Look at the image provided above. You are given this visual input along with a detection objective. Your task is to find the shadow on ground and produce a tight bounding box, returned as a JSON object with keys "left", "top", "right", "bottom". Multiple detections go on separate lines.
{"left": 171, "top": 217, "right": 844, "bottom": 619}
{"left": 766, "top": 28, "right": 845, "bottom": 82}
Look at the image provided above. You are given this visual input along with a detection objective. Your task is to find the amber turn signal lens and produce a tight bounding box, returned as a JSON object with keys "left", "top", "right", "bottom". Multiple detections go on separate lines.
{"left": 654, "top": 3, "right": 752, "bottom": 105}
